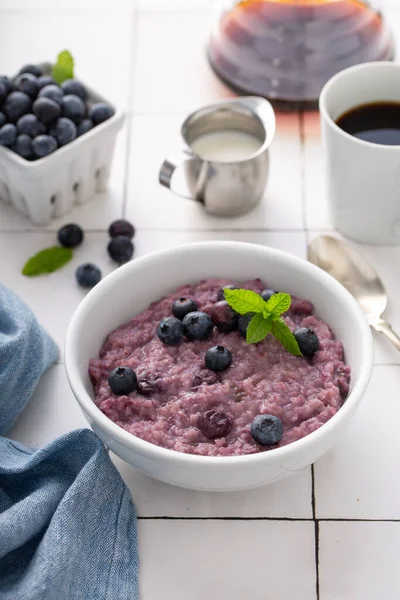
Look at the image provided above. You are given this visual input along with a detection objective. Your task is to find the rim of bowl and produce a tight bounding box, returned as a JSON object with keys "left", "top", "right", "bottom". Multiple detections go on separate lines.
{"left": 65, "top": 241, "right": 374, "bottom": 467}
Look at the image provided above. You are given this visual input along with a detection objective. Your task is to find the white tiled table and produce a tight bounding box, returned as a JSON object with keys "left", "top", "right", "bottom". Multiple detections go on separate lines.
{"left": 2, "top": 1, "right": 400, "bottom": 598}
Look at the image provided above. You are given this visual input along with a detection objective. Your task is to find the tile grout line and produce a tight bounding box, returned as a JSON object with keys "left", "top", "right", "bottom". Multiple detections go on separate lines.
{"left": 136, "top": 516, "right": 400, "bottom": 522}
{"left": 298, "top": 110, "right": 310, "bottom": 250}
{"left": 311, "top": 464, "right": 320, "bottom": 600}
{"left": 121, "top": 4, "right": 140, "bottom": 219}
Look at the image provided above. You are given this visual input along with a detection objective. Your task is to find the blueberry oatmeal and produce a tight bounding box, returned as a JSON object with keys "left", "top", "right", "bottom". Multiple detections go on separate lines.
{"left": 89, "top": 278, "right": 350, "bottom": 457}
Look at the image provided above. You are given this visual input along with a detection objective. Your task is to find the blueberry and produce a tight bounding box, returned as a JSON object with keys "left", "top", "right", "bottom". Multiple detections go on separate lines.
{"left": 192, "top": 369, "right": 220, "bottom": 387}
{"left": 14, "top": 73, "right": 38, "bottom": 98}
{"left": 107, "top": 235, "right": 134, "bottom": 264}
{"left": 261, "top": 289, "right": 278, "bottom": 302}
{"left": 37, "top": 75, "right": 55, "bottom": 90}
{"left": 137, "top": 379, "right": 159, "bottom": 397}
{"left": 33, "top": 97, "right": 60, "bottom": 124}
{"left": 0, "top": 76, "right": 13, "bottom": 94}
{"left": 197, "top": 410, "right": 232, "bottom": 440}
{"left": 108, "top": 366, "right": 137, "bottom": 396}
{"left": 157, "top": 316, "right": 183, "bottom": 345}
{"left": 3, "top": 91, "right": 32, "bottom": 122}
{"left": 89, "top": 102, "right": 115, "bottom": 125}
{"left": 217, "top": 283, "right": 238, "bottom": 301}
{"left": 76, "top": 118, "right": 94, "bottom": 137}
{"left": 17, "top": 114, "right": 45, "bottom": 137}
{"left": 172, "top": 298, "right": 198, "bottom": 320}
{"left": 49, "top": 117, "right": 76, "bottom": 147}
{"left": 205, "top": 345, "right": 232, "bottom": 372}
{"left": 182, "top": 311, "right": 214, "bottom": 341}
{"left": 57, "top": 223, "right": 84, "bottom": 248}
{"left": 19, "top": 64, "right": 42, "bottom": 77}
{"left": 0, "top": 82, "right": 7, "bottom": 105}
{"left": 108, "top": 219, "right": 135, "bottom": 240}
{"left": 293, "top": 327, "right": 319, "bottom": 358}
{"left": 210, "top": 300, "right": 238, "bottom": 333}
{"left": 62, "top": 94, "right": 86, "bottom": 124}
{"left": 39, "top": 84, "right": 64, "bottom": 106}
{"left": 238, "top": 313, "right": 255, "bottom": 338}
{"left": 0, "top": 124, "right": 17, "bottom": 147}
{"left": 13, "top": 134, "right": 32, "bottom": 158}
{"left": 76, "top": 263, "right": 101, "bottom": 288}
{"left": 0, "top": 113, "right": 6, "bottom": 128}
{"left": 32, "top": 134, "right": 57, "bottom": 158}
{"left": 61, "top": 79, "right": 87, "bottom": 101}
{"left": 251, "top": 414, "right": 283, "bottom": 446}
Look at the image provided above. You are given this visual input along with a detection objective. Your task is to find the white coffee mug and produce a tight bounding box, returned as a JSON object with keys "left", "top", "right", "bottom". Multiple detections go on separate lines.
{"left": 320, "top": 62, "right": 400, "bottom": 245}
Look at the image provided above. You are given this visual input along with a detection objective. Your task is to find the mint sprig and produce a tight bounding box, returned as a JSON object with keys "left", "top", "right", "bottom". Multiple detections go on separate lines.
{"left": 22, "top": 246, "right": 73, "bottom": 276}
{"left": 52, "top": 50, "right": 74, "bottom": 85}
{"left": 224, "top": 288, "right": 302, "bottom": 356}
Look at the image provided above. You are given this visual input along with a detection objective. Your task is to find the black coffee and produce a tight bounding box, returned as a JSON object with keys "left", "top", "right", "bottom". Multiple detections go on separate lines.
{"left": 336, "top": 102, "right": 400, "bottom": 146}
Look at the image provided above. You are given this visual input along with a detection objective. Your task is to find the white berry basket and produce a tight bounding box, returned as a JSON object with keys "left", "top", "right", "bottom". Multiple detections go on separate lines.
{"left": 0, "top": 62, "right": 125, "bottom": 226}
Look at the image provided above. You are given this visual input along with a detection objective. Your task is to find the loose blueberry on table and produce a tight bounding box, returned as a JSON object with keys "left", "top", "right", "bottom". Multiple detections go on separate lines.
{"left": 108, "top": 219, "right": 136, "bottom": 240}
{"left": 76, "top": 263, "right": 102, "bottom": 289}
{"left": 57, "top": 223, "right": 84, "bottom": 248}
{"left": 0, "top": 62, "right": 115, "bottom": 160}
{"left": 107, "top": 236, "right": 134, "bottom": 265}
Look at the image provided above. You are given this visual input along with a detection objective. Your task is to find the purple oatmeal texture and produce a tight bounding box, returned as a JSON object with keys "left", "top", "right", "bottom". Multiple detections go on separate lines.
{"left": 89, "top": 278, "right": 351, "bottom": 457}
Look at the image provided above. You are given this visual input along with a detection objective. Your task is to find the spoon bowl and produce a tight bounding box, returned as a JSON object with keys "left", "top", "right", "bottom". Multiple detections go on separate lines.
{"left": 308, "top": 235, "right": 400, "bottom": 352}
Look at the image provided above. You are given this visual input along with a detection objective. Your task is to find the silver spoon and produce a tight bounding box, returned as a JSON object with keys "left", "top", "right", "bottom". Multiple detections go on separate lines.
{"left": 308, "top": 235, "right": 400, "bottom": 353}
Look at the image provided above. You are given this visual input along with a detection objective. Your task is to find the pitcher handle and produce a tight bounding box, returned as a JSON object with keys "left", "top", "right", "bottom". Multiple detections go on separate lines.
{"left": 159, "top": 150, "right": 195, "bottom": 199}
{"left": 159, "top": 150, "right": 209, "bottom": 204}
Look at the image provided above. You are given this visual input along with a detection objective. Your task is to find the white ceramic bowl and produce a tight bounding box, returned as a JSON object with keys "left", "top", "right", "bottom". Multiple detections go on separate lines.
{"left": 65, "top": 242, "right": 373, "bottom": 491}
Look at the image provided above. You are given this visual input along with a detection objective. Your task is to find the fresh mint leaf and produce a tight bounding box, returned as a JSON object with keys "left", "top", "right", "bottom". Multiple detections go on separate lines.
{"left": 52, "top": 50, "right": 74, "bottom": 85}
{"left": 270, "top": 318, "right": 302, "bottom": 356}
{"left": 265, "top": 292, "right": 291, "bottom": 316}
{"left": 22, "top": 246, "right": 73, "bottom": 276}
{"left": 224, "top": 288, "right": 266, "bottom": 316}
{"left": 246, "top": 313, "right": 271, "bottom": 344}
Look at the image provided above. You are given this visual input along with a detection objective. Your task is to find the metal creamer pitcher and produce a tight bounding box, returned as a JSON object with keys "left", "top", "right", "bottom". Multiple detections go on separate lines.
{"left": 159, "top": 96, "right": 276, "bottom": 218}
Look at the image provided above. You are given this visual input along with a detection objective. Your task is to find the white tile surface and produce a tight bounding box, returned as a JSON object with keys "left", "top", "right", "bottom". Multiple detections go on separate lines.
{"left": 126, "top": 112, "right": 303, "bottom": 230}
{"left": 8, "top": 364, "right": 87, "bottom": 448}
{"left": 139, "top": 519, "right": 317, "bottom": 600}
{"left": 138, "top": 0, "right": 212, "bottom": 8}
{"left": 113, "top": 455, "right": 312, "bottom": 518}
{"left": 133, "top": 229, "right": 307, "bottom": 258}
{"left": 0, "top": 232, "right": 116, "bottom": 358}
{"left": 0, "top": 0, "right": 134, "bottom": 8}
{"left": 132, "top": 9, "right": 234, "bottom": 113}
{"left": 314, "top": 366, "right": 400, "bottom": 519}
{"left": 2, "top": 4, "right": 400, "bottom": 598}
{"left": 303, "top": 112, "right": 333, "bottom": 232}
{"left": 319, "top": 521, "right": 400, "bottom": 600}
{"left": 0, "top": 11, "right": 135, "bottom": 108}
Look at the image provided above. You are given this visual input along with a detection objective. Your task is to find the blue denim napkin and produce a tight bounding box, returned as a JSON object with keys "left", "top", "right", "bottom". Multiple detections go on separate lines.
{"left": 0, "top": 284, "right": 139, "bottom": 599}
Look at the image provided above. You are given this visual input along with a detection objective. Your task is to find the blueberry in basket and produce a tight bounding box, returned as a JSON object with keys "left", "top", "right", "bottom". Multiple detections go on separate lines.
{"left": 0, "top": 51, "right": 115, "bottom": 161}
{"left": 39, "top": 84, "right": 64, "bottom": 106}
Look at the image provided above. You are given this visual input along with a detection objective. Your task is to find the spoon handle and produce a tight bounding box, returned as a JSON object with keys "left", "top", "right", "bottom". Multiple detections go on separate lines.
{"left": 372, "top": 319, "right": 400, "bottom": 353}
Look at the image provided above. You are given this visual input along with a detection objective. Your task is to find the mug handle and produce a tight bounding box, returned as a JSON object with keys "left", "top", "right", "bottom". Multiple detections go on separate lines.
{"left": 159, "top": 150, "right": 207, "bottom": 203}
